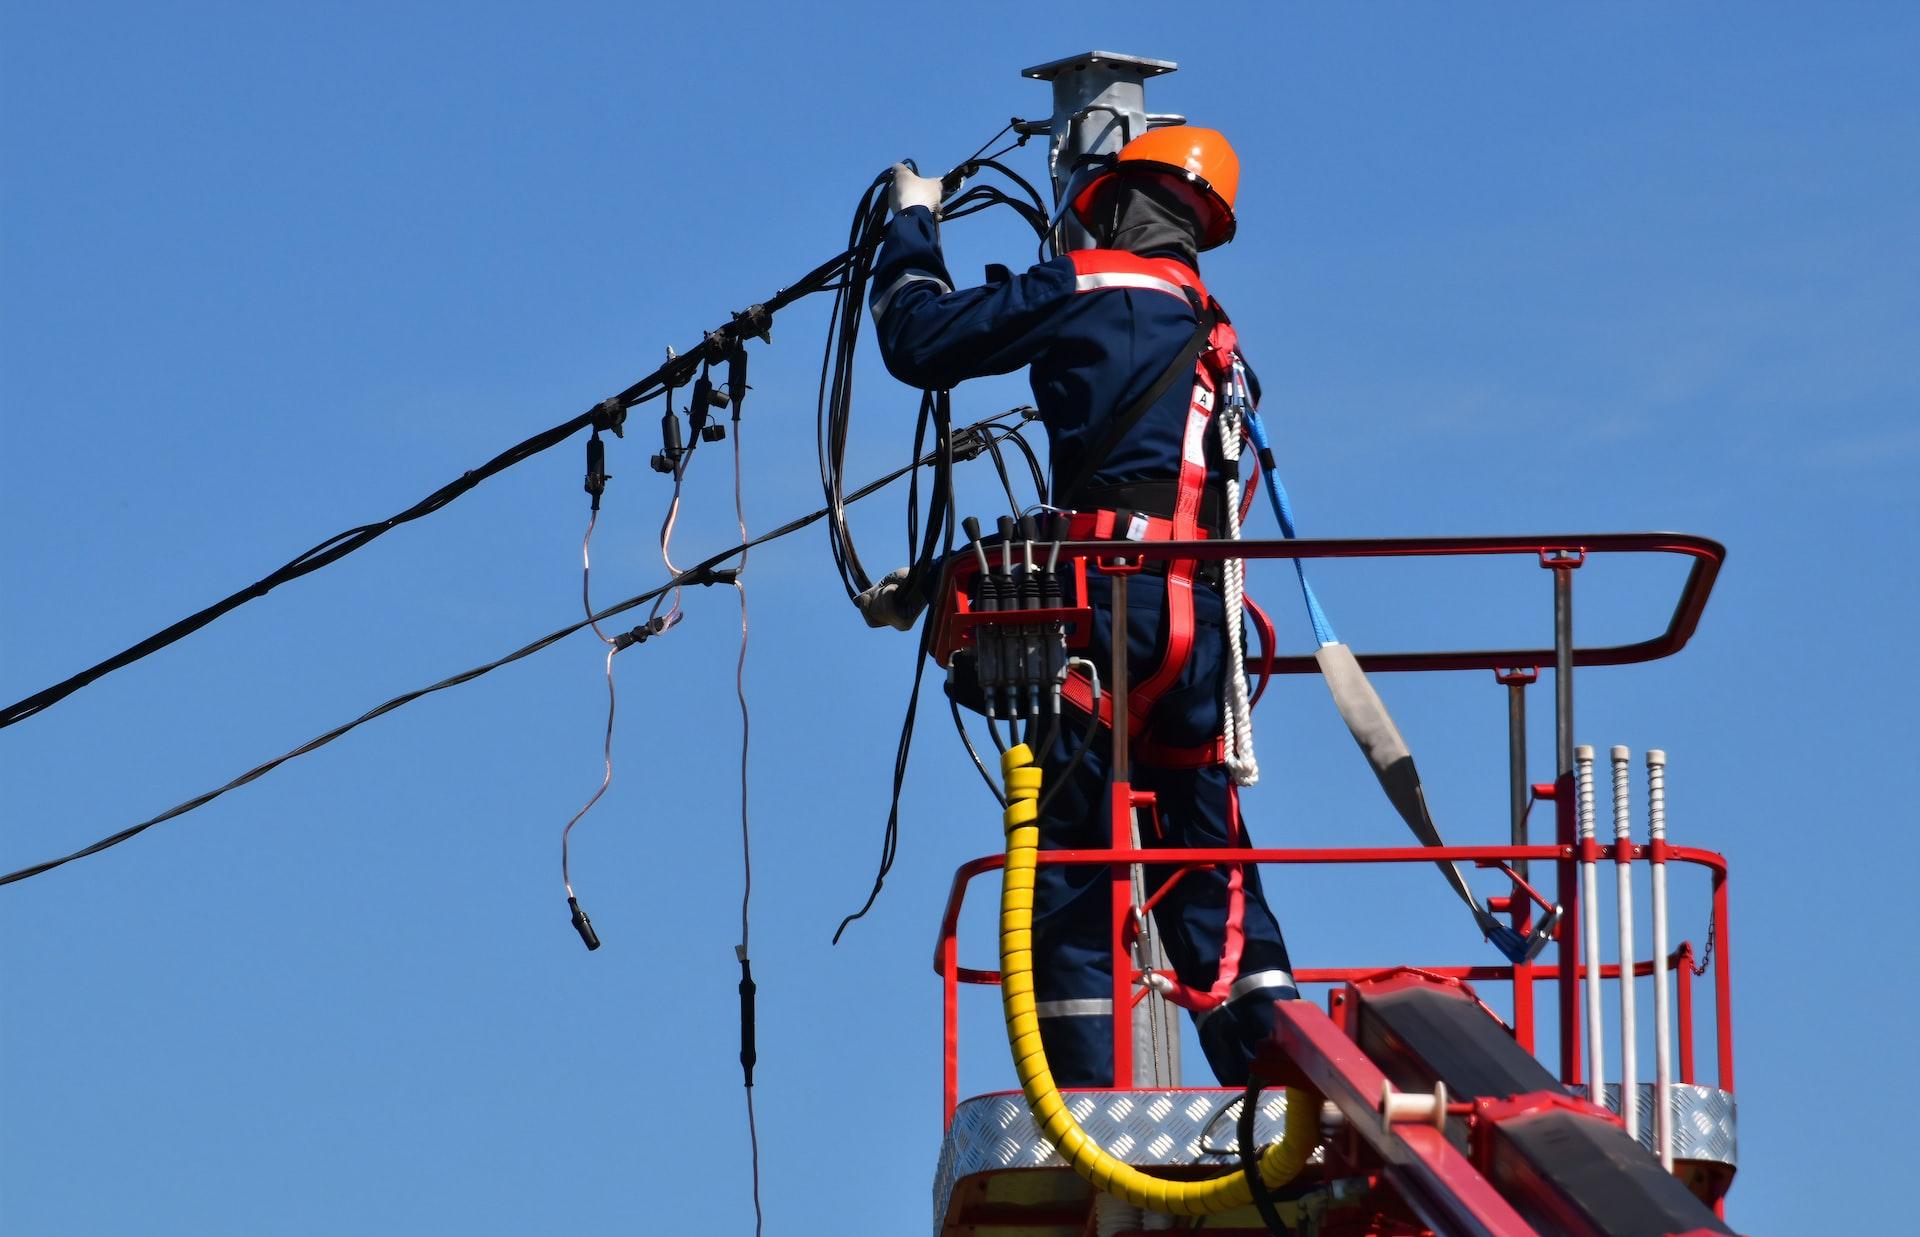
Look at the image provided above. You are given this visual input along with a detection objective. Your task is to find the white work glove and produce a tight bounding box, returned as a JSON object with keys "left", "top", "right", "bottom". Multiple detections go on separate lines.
{"left": 854, "top": 566, "right": 928, "bottom": 632}
{"left": 889, "top": 163, "right": 943, "bottom": 218}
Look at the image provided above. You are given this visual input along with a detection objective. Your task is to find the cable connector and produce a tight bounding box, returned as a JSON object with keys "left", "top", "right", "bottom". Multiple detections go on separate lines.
{"left": 650, "top": 402, "right": 686, "bottom": 474}
{"left": 568, "top": 896, "right": 602, "bottom": 951}
{"left": 683, "top": 564, "right": 741, "bottom": 588}
{"left": 584, "top": 433, "right": 610, "bottom": 510}
{"left": 725, "top": 345, "right": 749, "bottom": 423}
{"left": 613, "top": 612, "right": 682, "bottom": 650}
{"left": 736, "top": 946, "right": 757, "bottom": 1089}
{"left": 949, "top": 425, "right": 991, "bottom": 462}
{"left": 689, "top": 373, "right": 730, "bottom": 444}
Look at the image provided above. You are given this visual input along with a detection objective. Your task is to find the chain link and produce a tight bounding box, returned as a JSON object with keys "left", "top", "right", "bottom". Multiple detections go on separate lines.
{"left": 1690, "top": 916, "right": 1715, "bottom": 976}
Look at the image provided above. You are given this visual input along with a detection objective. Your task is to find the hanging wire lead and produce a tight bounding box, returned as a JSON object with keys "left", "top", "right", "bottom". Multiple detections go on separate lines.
{"left": 560, "top": 508, "right": 622, "bottom": 950}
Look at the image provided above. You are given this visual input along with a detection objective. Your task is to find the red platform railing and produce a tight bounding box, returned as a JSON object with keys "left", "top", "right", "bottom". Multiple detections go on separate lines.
{"left": 929, "top": 532, "right": 1731, "bottom": 1125}
{"left": 933, "top": 843, "right": 1732, "bottom": 1125}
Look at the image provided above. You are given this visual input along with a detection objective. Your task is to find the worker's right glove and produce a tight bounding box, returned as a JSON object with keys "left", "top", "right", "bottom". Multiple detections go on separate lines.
{"left": 889, "top": 163, "right": 943, "bottom": 218}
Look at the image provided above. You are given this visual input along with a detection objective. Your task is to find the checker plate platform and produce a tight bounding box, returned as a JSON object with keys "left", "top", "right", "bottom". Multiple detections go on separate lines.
{"left": 933, "top": 1088, "right": 1298, "bottom": 1234}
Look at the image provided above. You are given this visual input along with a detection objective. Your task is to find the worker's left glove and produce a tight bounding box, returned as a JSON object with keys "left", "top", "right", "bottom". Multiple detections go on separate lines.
{"left": 889, "top": 163, "right": 943, "bottom": 218}
{"left": 854, "top": 566, "right": 928, "bottom": 632}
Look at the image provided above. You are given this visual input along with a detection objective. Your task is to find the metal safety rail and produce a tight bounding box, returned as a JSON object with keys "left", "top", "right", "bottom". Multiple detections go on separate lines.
{"left": 930, "top": 533, "right": 1736, "bottom": 1232}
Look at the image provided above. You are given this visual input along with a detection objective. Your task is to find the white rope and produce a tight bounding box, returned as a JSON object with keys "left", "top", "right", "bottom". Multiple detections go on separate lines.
{"left": 1217, "top": 397, "right": 1259, "bottom": 787}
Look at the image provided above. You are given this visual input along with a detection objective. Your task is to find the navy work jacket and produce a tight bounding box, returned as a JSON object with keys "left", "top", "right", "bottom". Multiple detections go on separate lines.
{"left": 869, "top": 206, "right": 1259, "bottom": 501}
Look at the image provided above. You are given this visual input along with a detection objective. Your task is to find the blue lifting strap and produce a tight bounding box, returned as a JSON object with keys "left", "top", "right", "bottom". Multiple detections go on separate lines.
{"left": 1238, "top": 390, "right": 1555, "bottom": 966}
{"left": 1240, "top": 402, "right": 1336, "bottom": 646}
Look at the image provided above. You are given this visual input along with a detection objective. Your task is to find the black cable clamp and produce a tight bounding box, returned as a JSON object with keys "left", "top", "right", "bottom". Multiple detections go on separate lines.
{"left": 590, "top": 397, "right": 627, "bottom": 438}
{"left": 732, "top": 303, "right": 772, "bottom": 345}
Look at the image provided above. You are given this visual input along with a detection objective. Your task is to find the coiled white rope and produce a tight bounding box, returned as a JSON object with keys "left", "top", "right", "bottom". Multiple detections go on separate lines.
{"left": 1217, "top": 399, "right": 1258, "bottom": 787}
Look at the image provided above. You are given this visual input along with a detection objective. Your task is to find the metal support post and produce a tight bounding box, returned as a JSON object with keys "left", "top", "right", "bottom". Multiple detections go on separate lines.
{"left": 1108, "top": 568, "right": 1135, "bottom": 1087}
{"left": 1103, "top": 565, "right": 1179, "bottom": 1086}
{"left": 1503, "top": 672, "right": 1532, "bottom": 880}
{"left": 1647, "top": 749, "right": 1674, "bottom": 1170}
{"left": 1548, "top": 553, "right": 1582, "bottom": 1082}
{"left": 1023, "top": 51, "right": 1182, "bottom": 252}
{"left": 1611, "top": 745, "right": 1640, "bottom": 1138}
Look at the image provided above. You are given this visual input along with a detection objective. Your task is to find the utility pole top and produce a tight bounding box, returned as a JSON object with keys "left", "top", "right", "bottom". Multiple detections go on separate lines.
{"left": 1020, "top": 50, "right": 1177, "bottom": 83}
{"left": 1023, "top": 50, "right": 1185, "bottom": 253}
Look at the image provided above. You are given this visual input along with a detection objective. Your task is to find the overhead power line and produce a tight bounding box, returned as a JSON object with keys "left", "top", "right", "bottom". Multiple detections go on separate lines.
{"left": 0, "top": 410, "right": 1039, "bottom": 890}
{"left": 0, "top": 253, "right": 855, "bottom": 733}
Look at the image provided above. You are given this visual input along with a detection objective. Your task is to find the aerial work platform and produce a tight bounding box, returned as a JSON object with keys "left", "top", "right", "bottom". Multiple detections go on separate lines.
{"left": 932, "top": 533, "right": 1741, "bottom": 1236}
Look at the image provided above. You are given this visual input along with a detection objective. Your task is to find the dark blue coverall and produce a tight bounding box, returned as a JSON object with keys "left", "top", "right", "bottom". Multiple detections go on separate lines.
{"left": 871, "top": 205, "right": 1298, "bottom": 1087}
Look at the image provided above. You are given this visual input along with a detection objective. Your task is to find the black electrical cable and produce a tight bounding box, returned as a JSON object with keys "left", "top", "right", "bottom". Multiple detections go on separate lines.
{"left": 0, "top": 415, "right": 1035, "bottom": 890}
{"left": 948, "top": 695, "right": 1005, "bottom": 806}
{"left": 1236, "top": 1075, "right": 1295, "bottom": 1237}
{"left": 816, "top": 145, "right": 1052, "bottom": 616}
{"left": 0, "top": 260, "right": 858, "bottom": 734}
{"left": 830, "top": 545, "right": 945, "bottom": 945}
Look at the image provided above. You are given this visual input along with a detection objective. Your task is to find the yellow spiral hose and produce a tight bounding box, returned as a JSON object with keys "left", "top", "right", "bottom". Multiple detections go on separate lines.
{"left": 998, "top": 742, "right": 1319, "bottom": 1217}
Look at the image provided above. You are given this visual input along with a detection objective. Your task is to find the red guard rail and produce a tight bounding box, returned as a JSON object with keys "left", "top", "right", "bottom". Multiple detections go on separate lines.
{"left": 932, "top": 844, "right": 1732, "bottom": 1126}
{"left": 1029, "top": 530, "right": 1725, "bottom": 675}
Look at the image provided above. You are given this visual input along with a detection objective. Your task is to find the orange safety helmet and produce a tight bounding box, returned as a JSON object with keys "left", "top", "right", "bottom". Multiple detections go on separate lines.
{"left": 1070, "top": 125, "right": 1241, "bottom": 250}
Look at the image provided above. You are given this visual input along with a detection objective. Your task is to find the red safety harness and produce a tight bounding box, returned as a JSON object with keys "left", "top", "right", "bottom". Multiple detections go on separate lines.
{"left": 1053, "top": 250, "right": 1273, "bottom": 1016}
{"left": 1055, "top": 250, "right": 1265, "bottom": 768}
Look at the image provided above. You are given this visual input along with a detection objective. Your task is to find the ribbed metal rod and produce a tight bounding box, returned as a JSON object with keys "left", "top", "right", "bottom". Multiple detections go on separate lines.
{"left": 1611, "top": 745, "right": 1640, "bottom": 1138}
{"left": 1576, "top": 745, "right": 1605, "bottom": 1097}
{"left": 1648, "top": 749, "right": 1674, "bottom": 1169}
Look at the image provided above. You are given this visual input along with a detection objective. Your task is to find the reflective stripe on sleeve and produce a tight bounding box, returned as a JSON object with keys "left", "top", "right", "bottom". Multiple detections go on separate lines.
{"left": 870, "top": 271, "right": 952, "bottom": 321}
{"left": 1033, "top": 997, "right": 1113, "bottom": 1019}
{"left": 1193, "top": 969, "right": 1298, "bottom": 1029}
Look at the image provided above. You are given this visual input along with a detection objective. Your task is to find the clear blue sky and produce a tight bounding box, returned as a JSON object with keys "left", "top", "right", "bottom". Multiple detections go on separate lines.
{"left": 4, "top": 4, "right": 1913, "bottom": 1233}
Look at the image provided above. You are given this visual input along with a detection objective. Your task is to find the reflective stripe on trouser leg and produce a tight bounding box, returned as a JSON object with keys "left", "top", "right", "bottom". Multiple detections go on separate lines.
{"left": 1193, "top": 969, "right": 1299, "bottom": 1087}
{"left": 1192, "top": 970, "right": 1300, "bottom": 1031}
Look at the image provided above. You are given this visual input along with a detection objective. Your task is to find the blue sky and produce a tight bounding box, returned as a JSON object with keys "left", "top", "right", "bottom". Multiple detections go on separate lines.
{"left": 3, "top": 4, "right": 1914, "bottom": 1233}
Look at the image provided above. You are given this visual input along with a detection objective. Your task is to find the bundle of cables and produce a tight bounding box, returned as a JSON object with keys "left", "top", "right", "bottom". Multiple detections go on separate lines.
{"left": 819, "top": 133, "right": 1062, "bottom": 942}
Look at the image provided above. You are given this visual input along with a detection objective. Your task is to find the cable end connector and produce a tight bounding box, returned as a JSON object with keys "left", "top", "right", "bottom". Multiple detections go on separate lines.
{"left": 568, "top": 896, "right": 602, "bottom": 951}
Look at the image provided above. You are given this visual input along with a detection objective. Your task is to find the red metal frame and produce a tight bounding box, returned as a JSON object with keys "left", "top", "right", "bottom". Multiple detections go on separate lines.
{"left": 930, "top": 532, "right": 1733, "bottom": 1127}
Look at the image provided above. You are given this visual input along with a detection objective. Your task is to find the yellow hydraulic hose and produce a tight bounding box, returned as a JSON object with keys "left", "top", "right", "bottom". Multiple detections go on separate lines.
{"left": 997, "top": 742, "right": 1319, "bottom": 1217}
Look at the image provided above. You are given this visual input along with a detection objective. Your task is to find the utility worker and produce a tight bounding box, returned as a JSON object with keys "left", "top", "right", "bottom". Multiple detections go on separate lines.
{"left": 865, "top": 128, "right": 1298, "bottom": 1088}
